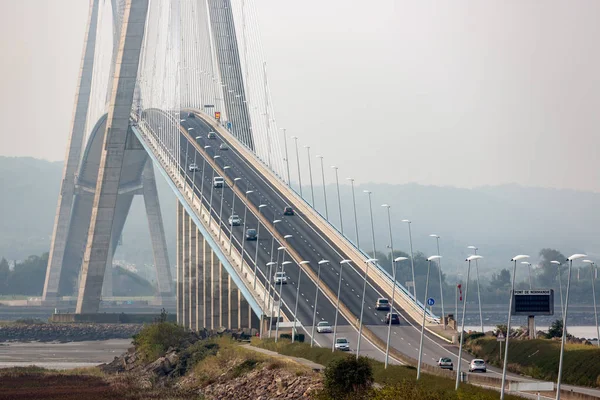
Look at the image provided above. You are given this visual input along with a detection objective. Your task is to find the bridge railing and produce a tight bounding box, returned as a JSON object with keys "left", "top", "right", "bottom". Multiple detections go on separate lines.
{"left": 189, "top": 110, "right": 439, "bottom": 325}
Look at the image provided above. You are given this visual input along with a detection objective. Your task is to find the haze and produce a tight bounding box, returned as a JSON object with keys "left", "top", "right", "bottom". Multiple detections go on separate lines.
{"left": 1, "top": 0, "right": 599, "bottom": 191}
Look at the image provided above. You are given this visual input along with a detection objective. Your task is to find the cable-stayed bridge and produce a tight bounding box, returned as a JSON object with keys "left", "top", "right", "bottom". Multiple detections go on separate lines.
{"left": 42, "top": 0, "right": 452, "bottom": 366}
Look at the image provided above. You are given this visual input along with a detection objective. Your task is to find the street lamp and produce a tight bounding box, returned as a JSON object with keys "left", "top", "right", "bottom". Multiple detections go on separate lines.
{"left": 385, "top": 256, "right": 408, "bottom": 368}
{"left": 402, "top": 219, "right": 417, "bottom": 302}
{"left": 430, "top": 234, "right": 445, "bottom": 325}
{"left": 555, "top": 254, "right": 587, "bottom": 400}
{"left": 263, "top": 261, "right": 277, "bottom": 338}
{"left": 500, "top": 254, "right": 530, "bottom": 400}
{"left": 364, "top": 191, "right": 376, "bottom": 257}
{"left": 551, "top": 260, "right": 565, "bottom": 320}
{"left": 468, "top": 245, "right": 483, "bottom": 333}
{"left": 521, "top": 261, "right": 533, "bottom": 289}
{"left": 311, "top": 259, "right": 329, "bottom": 347}
{"left": 456, "top": 255, "right": 483, "bottom": 390}
{"left": 207, "top": 155, "right": 221, "bottom": 227}
{"left": 228, "top": 177, "right": 242, "bottom": 251}
{"left": 382, "top": 203, "right": 397, "bottom": 368}
{"left": 332, "top": 166, "right": 343, "bottom": 234}
{"left": 217, "top": 166, "right": 232, "bottom": 241}
{"left": 582, "top": 260, "right": 599, "bottom": 348}
{"left": 304, "top": 146, "right": 315, "bottom": 206}
{"left": 291, "top": 136, "right": 302, "bottom": 196}
{"left": 281, "top": 128, "right": 291, "bottom": 185}
{"left": 240, "top": 190, "right": 254, "bottom": 274}
{"left": 417, "top": 255, "right": 440, "bottom": 380}
{"left": 346, "top": 178, "right": 359, "bottom": 247}
{"left": 253, "top": 204, "right": 268, "bottom": 272}
{"left": 357, "top": 258, "right": 378, "bottom": 359}
{"left": 200, "top": 145, "right": 211, "bottom": 204}
{"left": 316, "top": 155, "right": 328, "bottom": 219}
{"left": 265, "top": 219, "right": 282, "bottom": 318}
{"left": 333, "top": 260, "right": 351, "bottom": 351}
{"left": 270, "top": 245, "right": 288, "bottom": 338}
{"left": 292, "top": 260, "right": 310, "bottom": 343}
{"left": 275, "top": 260, "right": 293, "bottom": 342}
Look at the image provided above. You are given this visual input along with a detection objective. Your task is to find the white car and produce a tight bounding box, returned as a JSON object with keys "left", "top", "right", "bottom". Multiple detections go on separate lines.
{"left": 469, "top": 359, "right": 487, "bottom": 373}
{"left": 228, "top": 214, "right": 241, "bottom": 226}
{"left": 188, "top": 163, "right": 199, "bottom": 172}
{"left": 273, "top": 271, "right": 288, "bottom": 284}
{"left": 437, "top": 357, "right": 453, "bottom": 371}
{"left": 316, "top": 321, "right": 332, "bottom": 333}
{"left": 213, "top": 176, "right": 224, "bottom": 188}
{"left": 334, "top": 337, "right": 350, "bottom": 351}
{"left": 219, "top": 143, "right": 229, "bottom": 150}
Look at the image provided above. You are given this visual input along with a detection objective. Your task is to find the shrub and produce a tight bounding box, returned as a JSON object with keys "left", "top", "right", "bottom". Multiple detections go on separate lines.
{"left": 132, "top": 322, "right": 187, "bottom": 362}
{"left": 279, "top": 333, "right": 305, "bottom": 342}
{"left": 323, "top": 356, "right": 373, "bottom": 399}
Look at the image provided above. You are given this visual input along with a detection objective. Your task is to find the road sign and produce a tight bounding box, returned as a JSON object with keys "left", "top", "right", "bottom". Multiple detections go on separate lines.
{"left": 497, "top": 332, "right": 505, "bottom": 342}
{"left": 226, "top": 121, "right": 232, "bottom": 129}
{"left": 511, "top": 289, "right": 554, "bottom": 316}
{"left": 427, "top": 298, "right": 435, "bottom": 306}
{"left": 215, "top": 111, "right": 221, "bottom": 121}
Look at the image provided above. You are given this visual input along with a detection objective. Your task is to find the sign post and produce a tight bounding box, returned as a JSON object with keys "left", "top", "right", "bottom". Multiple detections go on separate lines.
{"left": 497, "top": 332, "right": 505, "bottom": 362}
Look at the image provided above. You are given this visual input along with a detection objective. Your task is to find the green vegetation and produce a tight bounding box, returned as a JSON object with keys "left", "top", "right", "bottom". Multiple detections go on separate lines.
{"left": 322, "top": 356, "right": 373, "bottom": 399}
{"left": 0, "top": 254, "right": 48, "bottom": 295}
{"left": 132, "top": 322, "right": 188, "bottom": 362}
{"left": 466, "top": 336, "right": 600, "bottom": 387}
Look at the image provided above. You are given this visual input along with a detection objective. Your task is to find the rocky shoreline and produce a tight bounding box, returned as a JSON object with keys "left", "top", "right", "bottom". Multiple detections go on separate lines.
{"left": 0, "top": 323, "right": 143, "bottom": 343}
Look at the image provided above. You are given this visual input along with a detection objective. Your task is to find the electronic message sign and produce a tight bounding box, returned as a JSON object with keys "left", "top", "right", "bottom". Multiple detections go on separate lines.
{"left": 511, "top": 289, "right": 554, "bottom": 316}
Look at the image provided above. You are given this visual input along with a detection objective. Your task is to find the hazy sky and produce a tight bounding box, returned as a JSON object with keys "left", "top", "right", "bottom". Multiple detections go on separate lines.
{"left": 1, "top": 0, "right": 599, "bottom": 191}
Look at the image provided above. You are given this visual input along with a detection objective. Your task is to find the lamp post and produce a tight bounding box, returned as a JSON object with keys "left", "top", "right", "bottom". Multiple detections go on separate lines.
{"left": 275, "top": 260, "right": 293, "bottom": 342}
{"left": 304, "top": 146, "right": 315, "bottom": 206}
{"left": 266, "top": 219, "right": 282, "bottom": 318}
{"left": 417, "top": 255, "right": 441, "bottom": 380}
{"left": 292, "top": 261, "right": 310, "bottom": 343}
{"left": 346, "top": 178, "right": 359, "bottom": 248}
{"left": 253, "top": 204, "right": 268, "bottom": 289}
{"left": 551, "top": 260, "right": 565, "bottom": 320}
{"left": 500, "top": 254, "right": 530, "bottom": 400}
{"left": 382, "top": 203, "right": 397, "bottom": 368}
{"left": 521, "top": 261, "right": 533, "bottom": 289}
{"left": 281, "top": 128, "right": 291, "bottom": 185}
{"left": 430, "top": 234, "right": 445, "bottom": 325}
{"left": 468, "top": 245, "right": 484, "bottom": 333}
{"left": 228, "top": 177, "right": 241, "bottom": 251}
{"left": 263, "top": 261, "right": 277, "bottom": 338}
{"left": 364, "top": 190, "right": 376, "bottom": 256}
{"left": 311, "top": 259, "right": 329, "bottom": 347}
{"left": 217, "top": 166, "right": 231, "bottom": 241}
{"left": 556, "top": 254, "right": 587, "bottom": 400}
{"left": 456, "top": 255, "right": 483, "bottom": 390}
{"left": 402, "top": 220, "right": 417, "bottom": 302}
{"left": 385, "top": 256, "right": 408, "bottom": 367}
{"left": 333, "top": 260, "right": 352, "bottom": 351}
{"left": 291, "top": 136, "right": 302, "bottom": 196}
{"left": 316, "top": 155, "right": 328, "bottom": 219}
{"left": 269, "top": 246, "right": 287, "bottom": 338}
{"left": 200, "top": 146, "right": 211, "bottom": 205}
{"left": 332, "top": 166, "right": 343, "bottom": 234}
{"left": 582, "top": 260, "right": 599, "bottom": 348}
{"left": 240, "top": 190, "right": 254, "bottom": 273}
{"left": 357, "top": 258, "right": 378, "bottom": 359}
{"left": 207, "top": 155, "right": 221, "bottom": 226}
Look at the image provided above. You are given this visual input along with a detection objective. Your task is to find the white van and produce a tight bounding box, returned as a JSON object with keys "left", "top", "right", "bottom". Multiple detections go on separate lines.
{"left": 213, "top": 176, "right": 224, "bottom": 188}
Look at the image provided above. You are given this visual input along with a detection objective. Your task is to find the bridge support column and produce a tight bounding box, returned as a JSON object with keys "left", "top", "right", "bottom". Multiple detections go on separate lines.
{"left": 176, "top": 201, "right": 184, "bottom": 324}
{"left": 188, "top": 213, "right": 197, "bottom": 330}
{"left": 75, "top": 0, "right": 149, "bottom": 314}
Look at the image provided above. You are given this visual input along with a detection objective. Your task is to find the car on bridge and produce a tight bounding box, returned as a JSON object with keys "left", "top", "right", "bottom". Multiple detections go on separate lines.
{"left": 245, "top": 228, "right": 257, "bottom": 240}
{"left": 188, "top": 163, "right": 199, "bottom": 172}
{"left": 334, "top": 337, "right": 350, "bottom": 351}
{"left": 316, "top": 321, "right": 332, "bottom": 333}
{"left": 207, "top": 131, "right": 216, "bottom": 139}
{"left": 384, "top": 312, "right": 400, "bottom": 325}
{"left": 437, "top": 357, "right": 453, "bottom": 371}
{"left": 469, "top": 359, "right": 487, "bottom": 373}
{"left": 219, "top": 143, "right": 229, "bottom": 150}
{"left": 376, "top": 297, "right": 390, "bottom": 310}
{"left": 228, "top": 214, "right": 241, "bottom": 226}
{"left": 283, "top": 206, "right": 294, "bottom": 216}
{"left": 273, "top": 271, "right": 288, "bottom": 284}
{"left": 213, "top": 177, "right": 224, "bottom": 188}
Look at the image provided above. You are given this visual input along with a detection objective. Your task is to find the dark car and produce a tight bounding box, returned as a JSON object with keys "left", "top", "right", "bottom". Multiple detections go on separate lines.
{"left": 245, "top": 228, "right": 257, "bottom": 240}
{"left": 283, "top": 206, "right": 294, "bottom": 216}
{"left": 187, "top": 112, "right": 195, "bottom": 118}
{"left": 385, "top": 312, "right": 400, "bottom": 325}
{"left": 207, "top": 132, "right": 216, "bottom": 139}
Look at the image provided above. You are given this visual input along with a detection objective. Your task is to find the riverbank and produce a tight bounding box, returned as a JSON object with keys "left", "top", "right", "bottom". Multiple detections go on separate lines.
{"left": 0, "top": 321, "right": 143, "bottom": 342}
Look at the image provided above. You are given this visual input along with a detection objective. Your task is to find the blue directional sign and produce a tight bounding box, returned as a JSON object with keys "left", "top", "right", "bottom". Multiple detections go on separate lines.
{"left": 427, "top": 297, "right": 435, "bottom": 306}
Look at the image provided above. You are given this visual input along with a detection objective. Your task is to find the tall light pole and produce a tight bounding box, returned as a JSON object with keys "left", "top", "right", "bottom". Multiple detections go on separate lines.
{"left": 468, "top": 245, "right": 484, "bottom": 333}
{"left": 266, "top": 219, "right": 282, "bottom": 318}
{"left": 311, "top": 259, "right": 329, "bottom": 347}
{"left": 583, "top": 260, "right": 599, "bottom": 348}
{"left": 334, "top": 260, "right": 351, "bottom": 351}
{"left": 386, "top": 256, "right": 408, "bottom": 368}
{"left": 304, "top": 146, "right": 315, "bottom": 206}
{"left": 200, "top": 145, "right": 211, "bottom": 205}
{"left": 521, "top": 261, "right": 533, "bottom": 289}
{"left": 270, "top": 245, "right": 287, "bottom": 338}
{"left": 240, "top": 190, "right": 254, "bottom": 274}
{"left": 291, "top": 136, "right": 302, "bottom": 196}
{"left": 217, "top": 165, "right": 231, "bottom": 241}
{"left": 364, "top": 190, "right": 376, "bottom": 257}
{"left": 430, "top": 234, "right": 445, "bottom": 325}
{"left": 402, "top": 219, "right": 417, "bottom": 302}
{"left": 263, "top": 261, "right": 277, "bottom": 338}
{"left": 292, "top": 260, "right": 310, "bottom": 343}
{"left": 228, "top": 177, "right": 241, "bottom": 251}
{"left": 382, "top": 203, "right": 398, "bottom": 368}
{"left": 316, "top": 155, "right": 328, "bottom": 219}
{"left": 332, "top": 166, "right": 343, "bottom": 234}
{"left": 281, "top": 128, "right": 291, "bottom": 185}
{"left": 500, "top": 254, "right": 530, "bottom": 400}
{"left": 358, "top": 258, "right": 378, "bottom": 359}
{"left": 556, "top": 254, "right": 587, "bottom": 400}
{"left": 253, "top": 204, "right": 268, "bottom": 289}
{"left": 456, "top": 255, "right": 483, "bottom": 390}
{"left": 346, "top": 178, "right": 359, "bottom": 248}
{"left": 418, "top": 255, "right": 440, "bottom": 380}
{"left": 551, "top": 260, "right": 565, "bottom": 320}
{"left": 275, "top": 260, "right": 293, "bottom": 342}
{"left": 207, "top": 155, "right": 221, "bottom": 226}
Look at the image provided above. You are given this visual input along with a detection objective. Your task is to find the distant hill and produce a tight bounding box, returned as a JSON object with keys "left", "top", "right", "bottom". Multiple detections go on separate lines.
{"left": 1, "top": 156, "right": 598, "bottom": 281}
